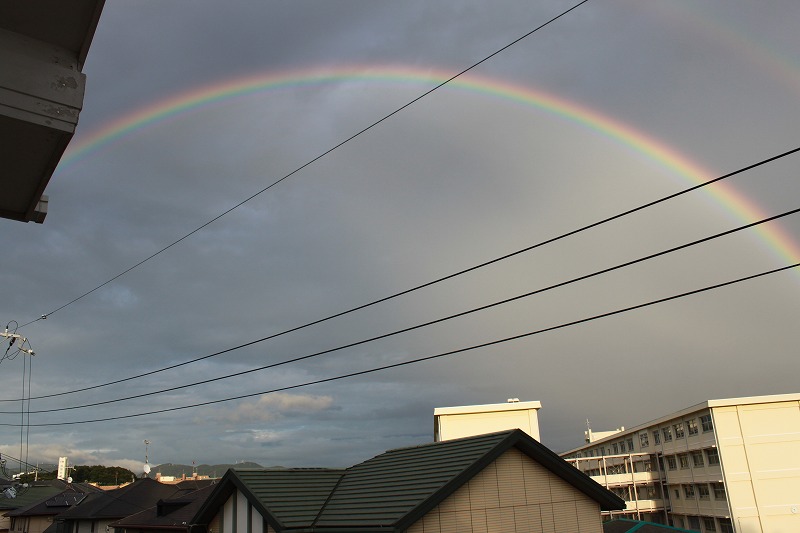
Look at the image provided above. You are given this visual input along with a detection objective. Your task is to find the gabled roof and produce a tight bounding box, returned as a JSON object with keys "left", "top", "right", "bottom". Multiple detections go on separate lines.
{"left": 202, "top": 469, "right": 346, "bottom": 530}
{"left": 55, "top": 478, "right": 182, "bottom": 520}
{"left": 5, "top": 483, "right": 101, "bottom": 517}
{"left": 195, "top": 430, "right": 624, "bottom": 532}
{"left": 110, "top": 484, "right": 218, "bottom": 531}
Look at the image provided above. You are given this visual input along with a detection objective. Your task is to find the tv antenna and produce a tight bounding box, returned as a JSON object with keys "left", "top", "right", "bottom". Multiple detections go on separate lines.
{"left": 143, "top": 440, "right": 151, "bottom": 477}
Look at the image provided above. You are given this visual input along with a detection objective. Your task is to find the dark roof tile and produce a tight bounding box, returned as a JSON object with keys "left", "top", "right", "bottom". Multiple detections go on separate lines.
{"left": 56, "top": 478, "right": 182, "bottom": 520}
{"left": 194, "top": 430, "right": 624, "bottom": 532}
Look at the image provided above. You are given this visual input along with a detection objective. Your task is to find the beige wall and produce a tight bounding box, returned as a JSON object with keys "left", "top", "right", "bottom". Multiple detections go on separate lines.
{"left": 435, "top": 402, "right": 542, "bottom": 442}
{"left": 406, "top": 447, "right": 602, "bottom": 533}
{"left": 9, "top": 516, "right": 53, "bottom": 533}
{"left": 713, "top": 399, "right": 800, "bottom": 533}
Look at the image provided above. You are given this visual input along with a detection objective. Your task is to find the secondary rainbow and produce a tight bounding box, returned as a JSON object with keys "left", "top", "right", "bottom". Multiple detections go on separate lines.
{"left": 58, "top": 65, "right": 800, "bottom": 266}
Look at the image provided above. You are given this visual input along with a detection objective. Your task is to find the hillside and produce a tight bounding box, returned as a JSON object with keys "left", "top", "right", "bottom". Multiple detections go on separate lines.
{"left": 153, "top": 462, "right": 270, "bottom": 478}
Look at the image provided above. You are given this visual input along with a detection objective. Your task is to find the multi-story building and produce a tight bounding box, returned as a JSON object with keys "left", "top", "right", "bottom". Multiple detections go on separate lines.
{"left": 560, "top": 393, "right": 800, "bottom": 533}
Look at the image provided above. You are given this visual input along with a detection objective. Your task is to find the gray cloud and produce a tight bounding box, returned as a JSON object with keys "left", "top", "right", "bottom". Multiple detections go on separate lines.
{"left": 1, "top": 0, "right": 799, "bottom": 470}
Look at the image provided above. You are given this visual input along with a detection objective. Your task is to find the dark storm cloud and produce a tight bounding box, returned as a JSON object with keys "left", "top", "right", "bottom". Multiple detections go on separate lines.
{"left": 2, "top": 1, "right": 800, "bottom": 469}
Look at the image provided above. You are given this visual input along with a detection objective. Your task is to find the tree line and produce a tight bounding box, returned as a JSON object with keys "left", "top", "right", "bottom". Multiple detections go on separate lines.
{"left": 20, "top": 465, "right": 136, "bottom": 485}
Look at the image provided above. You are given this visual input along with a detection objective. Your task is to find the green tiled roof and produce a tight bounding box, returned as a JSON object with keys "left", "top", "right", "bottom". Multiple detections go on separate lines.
{"left": 196, "top": 430, "right": 624, "bottom": 532}
{"left": 315, "top": 431, "right": 512, "bottom": 529}
{"left": 229, "top": 469, "right": 345, "bottom": 529}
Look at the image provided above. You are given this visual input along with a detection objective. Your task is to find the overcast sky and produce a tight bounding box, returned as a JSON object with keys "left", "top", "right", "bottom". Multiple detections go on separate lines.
{"left": 2, "top": 0, "right": 800, "bottom": 474}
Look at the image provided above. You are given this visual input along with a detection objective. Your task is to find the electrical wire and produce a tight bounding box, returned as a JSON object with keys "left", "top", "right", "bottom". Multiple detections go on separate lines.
{"left": 24, "top": 355, "right": 32, "bottom": 476}
{"left": 19, "top": 0, "right": 591, "bottom": 330}
{"left": 0, "top": 452, "right": 40, "bottom": 477}
{"left": 5, "top": 145, "right": 799, "bottom": 404}
{"left": 19, "top": 354, "right": 26, "bottom": 476}
{"left": 4, "top": 261, "right": 796, "bottom": 428}
{"left": 6, "top": 206, "right": 799, "bottom": 415}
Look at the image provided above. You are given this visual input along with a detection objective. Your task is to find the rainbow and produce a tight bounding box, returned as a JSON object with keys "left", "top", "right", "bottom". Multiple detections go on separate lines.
{"left": 59, "top": 65, "right": 800, "bottom": 266}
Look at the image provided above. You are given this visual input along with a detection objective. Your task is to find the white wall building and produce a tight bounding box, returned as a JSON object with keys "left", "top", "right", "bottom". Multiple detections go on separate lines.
{"left": 560, "top": 393, "right": 800, "bottom": 533}
{"left": 434, "top": 399, "right": 542, "bottom": 442}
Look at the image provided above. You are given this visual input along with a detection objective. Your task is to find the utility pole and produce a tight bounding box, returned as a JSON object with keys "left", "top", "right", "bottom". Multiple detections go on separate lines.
{"left": 1, "top": 328, "right": 35, "bottom": 356}
{"left": 2, "top": 324, "right": 36, "bottom": 478}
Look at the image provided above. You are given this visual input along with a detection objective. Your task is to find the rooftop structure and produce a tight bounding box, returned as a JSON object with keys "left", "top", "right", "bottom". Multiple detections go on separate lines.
{"left": 434, "top": 399, "right": 543, "bottom": 442}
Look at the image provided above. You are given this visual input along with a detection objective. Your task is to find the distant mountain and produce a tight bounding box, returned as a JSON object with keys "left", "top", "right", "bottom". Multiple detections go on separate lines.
{"left": 153, "top": 462, "right": 272, "bottom": 478}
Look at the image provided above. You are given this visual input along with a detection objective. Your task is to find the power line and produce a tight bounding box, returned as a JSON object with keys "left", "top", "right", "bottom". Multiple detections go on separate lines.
{"left": 0, "top": 204, "right": 800, "bottom": 416}
{"left": 2, "top": 209, "right": 792, "bottom": 412}
{"left": 5, "top": 261, "right": 796, "bottom": 427}
{"left": 20, "top": 0, "right": 591, "bottom": 329}
{"left": 5, "top": 144, "right": 798, "bottom": 404}
{"left": 0, "top": 451, "right": 40, "bottom": 475}
{"left": 6, "top": 205, "right": 798, "bottom": 415}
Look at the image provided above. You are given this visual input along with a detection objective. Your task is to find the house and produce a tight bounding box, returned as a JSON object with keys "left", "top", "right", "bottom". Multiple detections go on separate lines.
{"left": 0, "top": 481, "right": 76, "bottom": 533}
{"left": 111, "top": 483, "right": 218, "bottom": 533}
{"left": 51, "top": 478, "right": 185, "bottom": 533}
{"left": 4, "top": 484, "right": 102, "bottom": 533}
{"left": 192, "top": 429, "right": 625, "bottom": 532}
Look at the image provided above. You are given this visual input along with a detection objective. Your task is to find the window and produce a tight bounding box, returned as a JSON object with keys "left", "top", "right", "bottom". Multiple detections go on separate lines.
{"left": 640, "top": 432, "right": 649, "bottom": 448}
{"left": 612, "top": 487, "right": 629, "bottom": 500}
{"left": 719, "top": 518, "right": 733, "bottom": 533}
{"left": 683, "top": 484, "right": 695, "bottom": 499}
{"left": 666, "top": 456, "right": 677, "bottom": 470}
{"left": 662, "top": 427, "right": 673, "bottom": 442}
{"left": 653, "top": 430, "right": 661, "bottom": 445}
{"left": 692, "top": 451, "right": 704, "bottom": 467}
{"left": 687, "top": 418, "right": 699, "bottom": 436}
{"left": 607, "top": 463, "right": 625, "bottom": 475}
{"left": 713, "top": 483, "right": 727, "bottom": 500}
{"left": 673, "top": 488, "right": 680, "bottom": 500}
{"left": 674, "top": 422, "right": 685, "bottom": 439}
{"left": 703, "top": 517, "right": 717, "bottom": 531}
{"left": 613, "top": 442, "right": 619, "bottom": 454}
{"left": 706, "top": 448, "right": 720, "bottom": 466}
{"left": 679, "top": 454, "right": 690, "bottom": 469}
{"left": 697, "top": 484, "right": 710, "bottom": 500}
{"left": 642, "top": 485, "right": 659, "bottom": 499}
{"left": 700, "top": 414, "right": 714, "bottom": 432}
{"left": 626, "top": 437, "right": 634, "bottom": 451}
{"left": 620, "top": 440, "right": 626, "bottom": 453}
{"left": 688, "top": 516, "right": 701, "bottom": 530}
